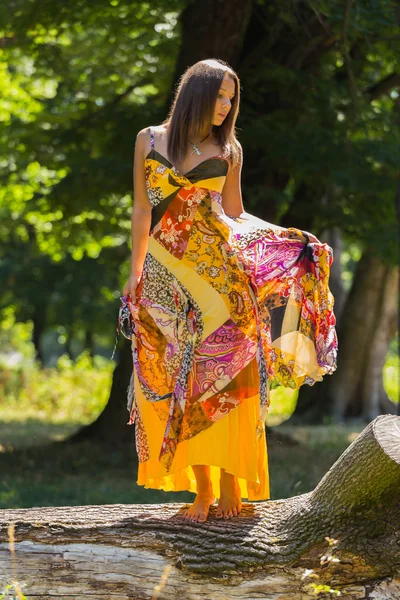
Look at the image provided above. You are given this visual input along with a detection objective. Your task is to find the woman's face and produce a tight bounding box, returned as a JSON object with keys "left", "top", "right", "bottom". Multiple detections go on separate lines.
{"left": 213, "top": 74, "right": 235, "bottom": 126}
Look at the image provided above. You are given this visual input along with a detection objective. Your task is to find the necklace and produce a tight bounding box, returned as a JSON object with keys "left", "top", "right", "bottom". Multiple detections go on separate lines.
{"left": 188, "top": 131, "right": 211, "bottom": 156}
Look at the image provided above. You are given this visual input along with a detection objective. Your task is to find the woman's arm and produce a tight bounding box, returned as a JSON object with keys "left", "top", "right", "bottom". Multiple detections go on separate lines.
{"left": 221, "top": 141, "right": 245, "bottom": 218}
{"left": 123, "top": 128, "right": 152, "bottom": 300}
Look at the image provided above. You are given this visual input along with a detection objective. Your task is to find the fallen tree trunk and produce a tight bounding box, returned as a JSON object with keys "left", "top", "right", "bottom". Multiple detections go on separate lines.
{"left": 1, "top": 415, "right": 399, "bottom": 600}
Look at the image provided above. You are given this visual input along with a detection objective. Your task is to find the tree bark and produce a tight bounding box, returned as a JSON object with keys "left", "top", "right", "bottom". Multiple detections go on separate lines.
{"left": 169, "top": 0, "right": 253, "bottom": 97}
{"left": 1, "top": 415, "right": 399, "bottom": 599}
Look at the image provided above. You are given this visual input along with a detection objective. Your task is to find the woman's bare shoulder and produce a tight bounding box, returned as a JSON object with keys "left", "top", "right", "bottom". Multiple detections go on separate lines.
{"left": 136, "top": 126, "right": 151, "bottom": 142}
{"left": 134, "top": 126, "right": 153, "bottom": 160}
{"left": 136, "top": 124, "right": 167, "bottom": 149}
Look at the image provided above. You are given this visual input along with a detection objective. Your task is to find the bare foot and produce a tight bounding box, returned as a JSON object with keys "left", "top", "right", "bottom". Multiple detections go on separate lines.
{"left": 183, "top": 488, "right": 216, "bottom": 523}
{"left": 216, "top": 470, "right": 242, "bottom": 519}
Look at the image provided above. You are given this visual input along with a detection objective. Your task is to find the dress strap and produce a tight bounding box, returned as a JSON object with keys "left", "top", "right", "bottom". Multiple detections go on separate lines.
{"left": 149, "top": 126, "right": 155, "bottom": 152}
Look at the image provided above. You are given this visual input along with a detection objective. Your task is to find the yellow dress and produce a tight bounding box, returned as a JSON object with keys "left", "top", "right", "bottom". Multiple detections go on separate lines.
{"left": 119, "top": 127, "right": 337, "bottom": 502}
{"left": 135, "top": 370, "right": 270, "bottom": 500}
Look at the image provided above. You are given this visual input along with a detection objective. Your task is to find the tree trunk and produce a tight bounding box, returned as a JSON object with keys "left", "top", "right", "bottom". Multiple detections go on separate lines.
{"left": 31, "top": 307, "right": 46, "bottom": 365}
{"left": 65, "top": 338, "right": 134, "bottom": 446}
{"left": 64, "top": 327, "right": 74, "bottom": 360}
{"left": 1, "top": 415, "right": 399, "bottom": 599}
{"left": 361, "top": 270, "right": 398, "bottom": 420}
{"left": 85, "top": 328, "right": 94, "bottom": 358}
{"left": 331, "top": 251, "right": 399, "bottom": 422}
{"left": 169, "top": 0, "right": 253, "bottom": 98}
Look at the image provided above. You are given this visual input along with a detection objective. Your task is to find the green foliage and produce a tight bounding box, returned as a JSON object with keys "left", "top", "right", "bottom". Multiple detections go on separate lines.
{"left": 266, "top": 387, "right": 299, "bottom": 426}
{"left": 0, "top": 0, "right": 183, "bottom": 352}
{"left": 0, "top": 350, "right": 113, "bottom": 427}
{"left": 240, "top": 0, "right": 400, "bottom": 263}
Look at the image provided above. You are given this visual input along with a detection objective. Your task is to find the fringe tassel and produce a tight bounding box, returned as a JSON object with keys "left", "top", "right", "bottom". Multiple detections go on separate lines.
{"left": 110, "top": 327, "right": 120, "bottom": 361}
{"left": 126, "top": 368, "right": 136, "bottom": 425}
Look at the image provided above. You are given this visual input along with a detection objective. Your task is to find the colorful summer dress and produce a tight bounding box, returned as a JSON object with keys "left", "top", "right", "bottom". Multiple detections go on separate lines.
{"left": 119, "top": 126, "right": 338, "bottom": 501}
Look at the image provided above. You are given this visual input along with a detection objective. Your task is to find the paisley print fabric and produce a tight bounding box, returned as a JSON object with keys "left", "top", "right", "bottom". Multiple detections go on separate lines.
{"left": 122, "top": 127, "right": 338, "bottom": 476}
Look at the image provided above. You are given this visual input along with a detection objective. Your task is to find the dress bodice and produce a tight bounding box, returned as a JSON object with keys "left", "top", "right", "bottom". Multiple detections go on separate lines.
{"left": 145, "top": 149, "right": 228, "bottom": 200}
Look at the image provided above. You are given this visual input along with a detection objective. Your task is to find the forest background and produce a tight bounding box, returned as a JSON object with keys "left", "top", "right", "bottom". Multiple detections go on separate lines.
{"left": 0, "top": 0, "right": 399, "bottom": 509}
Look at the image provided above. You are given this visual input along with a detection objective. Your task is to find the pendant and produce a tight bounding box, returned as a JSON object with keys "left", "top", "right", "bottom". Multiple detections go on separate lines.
{"left": 191, "top": 143, "right": 202, "bottom": 156}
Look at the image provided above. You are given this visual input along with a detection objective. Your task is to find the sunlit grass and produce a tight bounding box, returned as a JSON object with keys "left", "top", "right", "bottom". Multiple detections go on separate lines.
{"left": 0, "top": 350, "right": 111, "bottom": 435}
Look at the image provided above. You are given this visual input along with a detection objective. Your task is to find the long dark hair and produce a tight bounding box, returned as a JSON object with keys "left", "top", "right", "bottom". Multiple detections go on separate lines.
{"left": 162, "top": 58, "right": 241, "bottom": 171}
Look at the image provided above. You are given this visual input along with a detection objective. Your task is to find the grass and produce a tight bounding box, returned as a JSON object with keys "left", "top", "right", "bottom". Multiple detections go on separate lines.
{"left": 0, "top": 424, "right": 363, "bottom": 508}
{"left": 0, "top": 345, "right": 397, "bottom": 509}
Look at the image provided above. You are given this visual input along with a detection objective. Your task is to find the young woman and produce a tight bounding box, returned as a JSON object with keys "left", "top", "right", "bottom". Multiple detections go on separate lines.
{"left": 119, "top": 58, "right": 338, "bottom": 523}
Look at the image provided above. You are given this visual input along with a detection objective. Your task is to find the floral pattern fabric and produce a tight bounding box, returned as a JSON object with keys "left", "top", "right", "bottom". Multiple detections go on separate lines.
{"left": 121, "top": 127, "right": 338, "bottom": 473}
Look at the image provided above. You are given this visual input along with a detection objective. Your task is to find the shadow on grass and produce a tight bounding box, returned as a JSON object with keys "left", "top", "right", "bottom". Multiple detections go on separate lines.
{"left": 0, "top": 418, "right": 81, "bottom": 451}
{"left": 0, "top": 420, "right": 363, "bottom": 510}
{"left": 0, "top": 434, "right": 194, "bottom": 509}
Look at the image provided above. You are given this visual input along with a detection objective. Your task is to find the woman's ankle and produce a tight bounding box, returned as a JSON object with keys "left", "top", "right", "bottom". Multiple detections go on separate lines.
{"left": 220, "top": 468, "right": 235, "bottom": 481}
{"left": 192, "top": 465, "right": 213, "bottom": 496}
{"left": 196, "top": 482, "right": 214, "bottom": 497}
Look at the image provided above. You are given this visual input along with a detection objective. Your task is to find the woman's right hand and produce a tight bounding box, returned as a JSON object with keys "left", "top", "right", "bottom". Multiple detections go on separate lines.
{"left": 122, "top": 273, "right": 142, "bottom": 303}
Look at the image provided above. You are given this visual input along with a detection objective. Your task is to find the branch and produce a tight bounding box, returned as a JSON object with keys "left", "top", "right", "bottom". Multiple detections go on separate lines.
{"left": 365, "top": 72, "right": 400, "bottom": 101}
